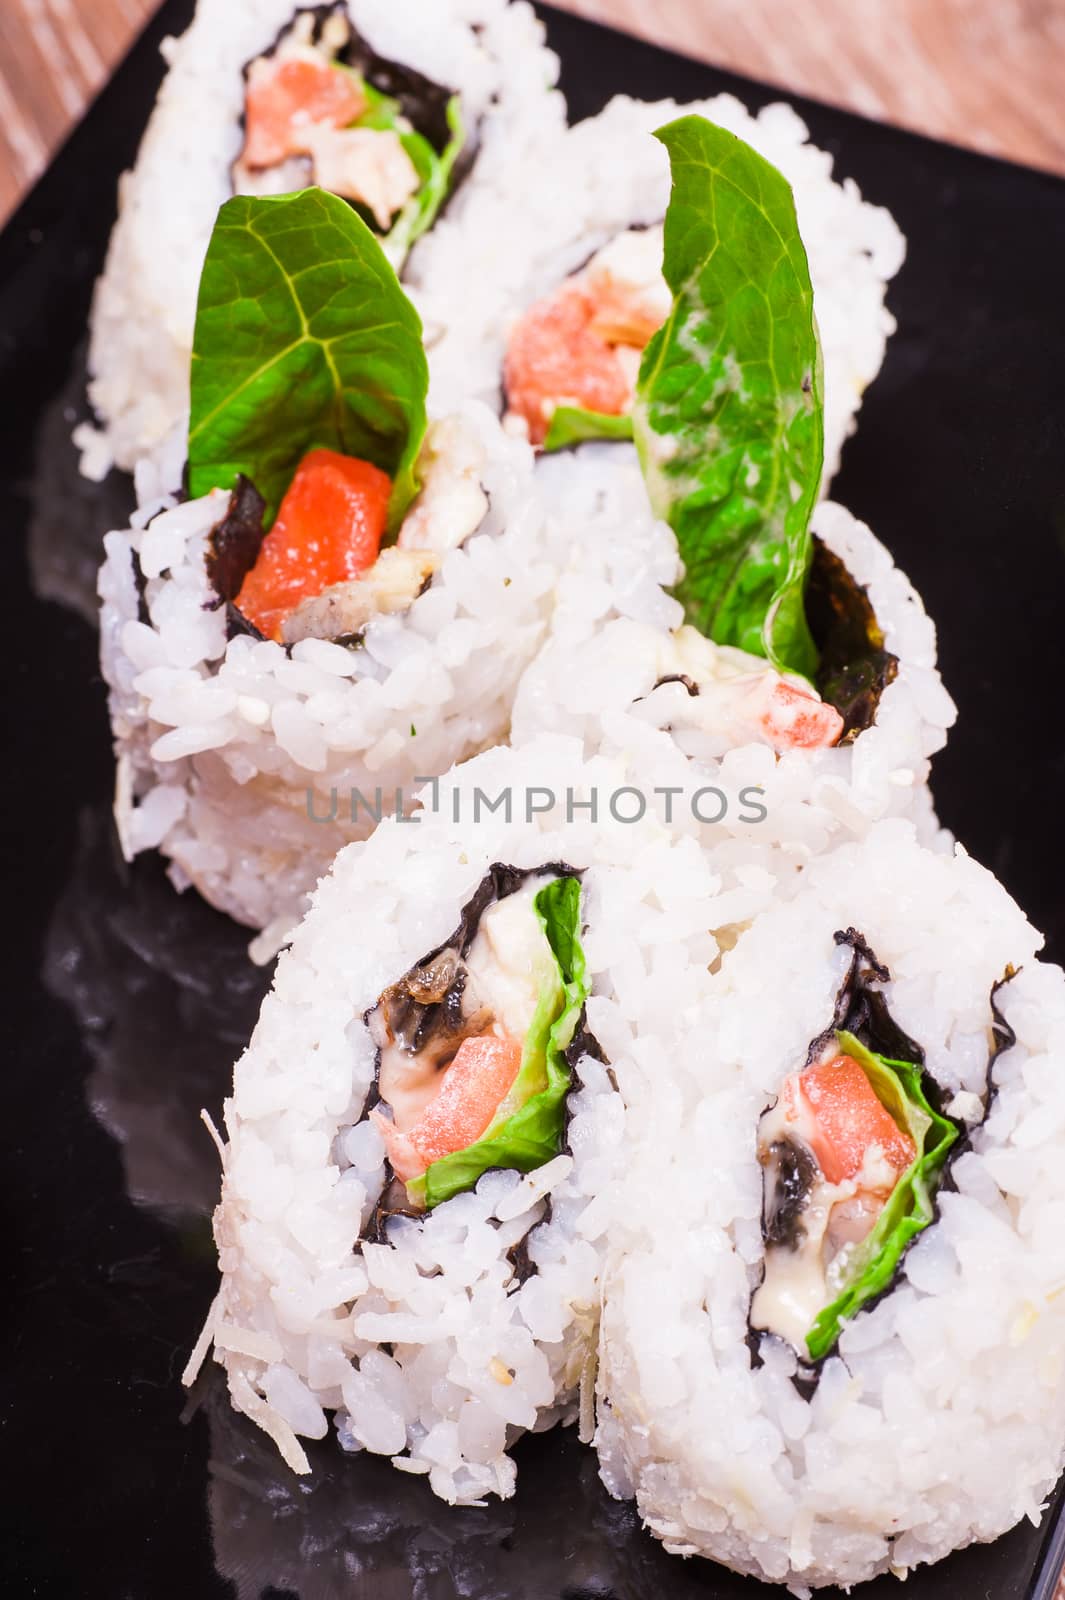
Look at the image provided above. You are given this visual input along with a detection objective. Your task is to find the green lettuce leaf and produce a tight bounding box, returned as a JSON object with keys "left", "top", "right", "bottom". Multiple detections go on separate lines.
{"left": 413, "top": 874, "right": 589, "bottom": 1211}
{"left": 187, "top": 187, "right": 428, "bottom": 533}
{"left": 804, "top": 1030, "right": 958, "bottom": 1362}
{"left": 326, "top": 78, "right": 465, "bottom": 267}
{"left": 542, "top": 404, "right": 636, "bottom": 453}
{"left": 352, "top": 76, "right": 403, "bottom": 127}
{"left": 633, "top": 115, "right": 823, "bottom": 680}
{"left": 387, "top": 97, "right": 466, "bottom": 267}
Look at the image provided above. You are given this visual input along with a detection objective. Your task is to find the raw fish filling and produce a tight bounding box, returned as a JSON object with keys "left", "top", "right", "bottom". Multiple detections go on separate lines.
{"left": 373, "top": 1033, "right": 524, "bottom": 1182}
{"left": 234, "top": 9, "right": 462, "bottom": 245}
{"left": 636, "top": 627, "right": 844, "bottom": 753}
{"left": 365, "top": 869, "right": 591, "bottom": 1211}
{"left": 220, "top": 417, "right": 488, "bottom": 645}
{"left": 503, "top": 228, "right": 671, "bottom": 445}
{"left": 236, "top": 448, "right": 391, "bottom": 639}
{"left": 793, "top": 1052, "right": 916, "bottom": 1185}
{"left": 243, "top": 54, "right": 367, "bottom": 169}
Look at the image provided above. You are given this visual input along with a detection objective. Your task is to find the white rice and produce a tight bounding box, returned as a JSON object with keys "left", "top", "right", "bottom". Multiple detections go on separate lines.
{"left": 409, "top": 93, "right": 906, "bottom": 481}
{"left": 594, "top": 819, "right": 1065, "bottom": 1591}
{"left": 98, "top": 403, "right": 559, "bottom": 950}
{"left": 197, "top": 734, "right": 740, "bottom": 1503}
{"left": 83, "top": 0, "right": 564, "bottom": 475}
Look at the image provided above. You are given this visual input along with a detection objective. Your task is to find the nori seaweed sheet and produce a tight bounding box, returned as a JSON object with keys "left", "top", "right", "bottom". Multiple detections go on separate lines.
{"left": 202, "top": 474, "right": 270, "bottom": 642}
{"left": 131, "top": 499, "right": 190, "bottom": 627}
{"left": 808, "top": 535, "right": 899, "bottom": 741}
{"left": 285, "top": 5, "right": 456, "bottom": 154}
{"left": 635, "top": 539, "right": 894, "bottom": 741}
{"left": 804, "top": 927, "right": 926, "bottom": 1072}
{"left": 762, "top": 1136, "right": 820, "bottom": 1251}
{"left": 649, "top": 673, "right": 700, "bottom": 698}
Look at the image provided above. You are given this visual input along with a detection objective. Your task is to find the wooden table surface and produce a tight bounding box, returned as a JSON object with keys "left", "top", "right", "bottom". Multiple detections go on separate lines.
{"left": 2, "top": 0, "right": 1065, "bottom": 226}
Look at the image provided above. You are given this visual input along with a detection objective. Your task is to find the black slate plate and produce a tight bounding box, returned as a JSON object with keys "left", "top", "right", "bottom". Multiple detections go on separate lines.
{"left": 2, "top": 3, "right": 1065, "bottom": 1597}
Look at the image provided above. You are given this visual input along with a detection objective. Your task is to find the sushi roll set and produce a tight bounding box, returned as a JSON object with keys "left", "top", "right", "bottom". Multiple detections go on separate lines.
{"left": 83, "top": 0, "right": 563, "bottom": 475}
{"left": 67, "top": 0, "right": 1065, "bottom": 1589}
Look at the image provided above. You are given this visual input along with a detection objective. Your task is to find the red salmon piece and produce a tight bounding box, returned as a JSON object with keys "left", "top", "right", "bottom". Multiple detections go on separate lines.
{"left": 372, "top": 1032, "right": 523, "bottom": 1182}
{"left": 797, "top": 1053, "right": 916, "bottom": 1187}
{"left": 503, "top": 283, "right": 634, "bottom": 446}
{"left": 243, "top": 56, "right": 365, "bottom": 169}
{"left": 236, "top": 448, "right": 391, "bottom": 641}
{"left": 760, "top": 679, "right": 844, "bottom": 750}
{"left": 409, "top": 1032, "right": 523, "bottom": 1167}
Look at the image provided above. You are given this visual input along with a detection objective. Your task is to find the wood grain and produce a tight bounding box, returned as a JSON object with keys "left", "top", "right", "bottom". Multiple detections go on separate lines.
{"left": 2, "top": 0, "right": 1065, "bottom": 226}
{"left": 555, "top": 0, "right": 1065, "bottom": 174}
{"left": 0, "top": 0, "right": 160, "bottom": 222}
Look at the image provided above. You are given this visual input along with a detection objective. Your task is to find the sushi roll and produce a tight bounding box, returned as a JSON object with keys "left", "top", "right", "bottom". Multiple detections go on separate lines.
{"left": 98, "top": 189, "right": 559, "bottom": 951}
{"left": 594, "top": 818, "right": 1065, "bottom": 1588}
{"left": 411, "top": 93, "right": 904, "bottom": 479}
{"left": 513, "top": 118, "right": 954, "bottom": 873}
{"left": 513, "top": 484, "right": 955, "bottom": 866}
{"left": 83, "top": 0, "right": 562, "bottom": 476}
{"left": 187, "top": 734, "right": 728, "bottom": 1503}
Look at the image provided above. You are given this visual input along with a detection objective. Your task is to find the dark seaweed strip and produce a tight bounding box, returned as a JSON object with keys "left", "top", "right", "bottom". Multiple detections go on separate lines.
{"left": 763, "top": 1136, "right": 819, "bottom": 1250}
{"left": 341, "top": 20, "right": 455, "bottom": 156}
{"left": 204, "top": 474, "right": 266, "bottom": 603}
{"left": 224, "top": 603, "right": 268, "bottom": 644}
{"left": 802, "top": 927, "right": 925, "bottom": 1071}
{"left": 445, "top": 861, "right": 586, "bottom": 963}
{"left": 506, "top": 1219, "right": 543, "bottom": 1289}
{"left": 807, "top": 536, "right": 899, "bottom": 742}
{"left": 650, "top": 674, "right": 700, "bottom": 699}
{"left": 200, "top": 476, "right": 274, "bottom": 644}
{"left": 744, "top": 1324, "right": 766, "bottom": 1372}
{"left": 986, "top": 966, "right": 1020, "bottom": 1110}
{"left": 364, "top": 1174, "right": 421, "bottom": 1245}
{"left": 565, "top": 1021, "right": 606, "bottom": 1072}
{"left": 556, "top": 991, "right": 607, "bottom": 1162}
{"left": 131, "top": 500, "right": 188, "bottom": 626}
{"left": 130, "top": 548, "right": 150, "bottom": 626}
{"left": 934, "top": 965, "right": 1020, "bottom": 1209}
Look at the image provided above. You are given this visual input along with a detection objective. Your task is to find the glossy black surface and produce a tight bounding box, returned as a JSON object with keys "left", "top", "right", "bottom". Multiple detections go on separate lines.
{"left": 2, "top": 3, "right": 1065, "bottom": 1596}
